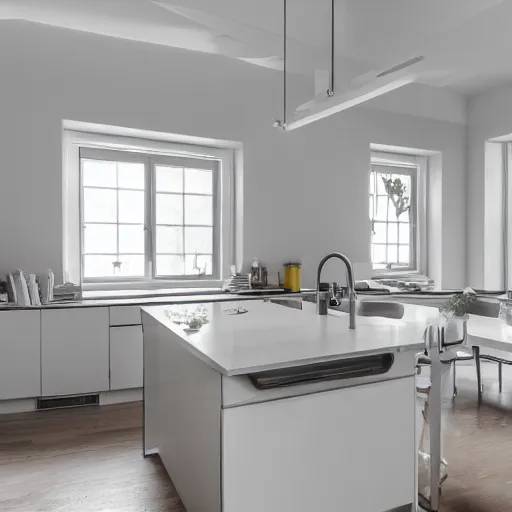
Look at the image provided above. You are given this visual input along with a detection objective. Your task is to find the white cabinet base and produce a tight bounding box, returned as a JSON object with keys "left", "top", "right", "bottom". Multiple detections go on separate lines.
{"left": 41, "top": 307, "right": 109, "bottom": 396}
{"left": 222, "top": 378, "right": 416, "bottom": 512}
{"left": 0, "top": 388, "right": 142, "bottom": 415}
{"left": 0, "top": 310, "right": 41, "bottom": 400}
{"left": 110, "top": 325, "right": 143, "bottom": 390}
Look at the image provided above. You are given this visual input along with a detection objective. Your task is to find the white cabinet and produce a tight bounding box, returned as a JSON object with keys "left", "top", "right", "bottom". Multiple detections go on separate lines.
{"left": 110, "top": 325, "right": 143, "bottom": 390}
{"left": 222, "top": 378, "right": 416, "bottom": 512}
{"left": 41, "top": 307, "right": 109, "bottom": 396}
{"left": 0, "top": 310, "right": 41, "bottom": 400}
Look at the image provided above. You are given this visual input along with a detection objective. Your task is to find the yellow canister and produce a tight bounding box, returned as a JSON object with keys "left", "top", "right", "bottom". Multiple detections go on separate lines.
{"left": 284, "top": 263, "right": 302, "bottom": 292}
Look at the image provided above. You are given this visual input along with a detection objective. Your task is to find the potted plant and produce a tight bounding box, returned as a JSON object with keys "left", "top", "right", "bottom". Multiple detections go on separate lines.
{"left": 441, "top": 291, "right": 477, "bottom": 344}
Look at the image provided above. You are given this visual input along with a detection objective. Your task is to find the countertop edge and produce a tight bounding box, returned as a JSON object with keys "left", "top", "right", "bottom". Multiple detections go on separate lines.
{"left": 141, "top": 304, "right": 427, "bottom": 377}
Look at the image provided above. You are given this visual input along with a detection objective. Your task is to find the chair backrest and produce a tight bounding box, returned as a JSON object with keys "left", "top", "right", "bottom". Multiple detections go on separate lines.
{"left": 357, "top": 301, "right": 404, "bottom": 319}
{"left": 468, "top": 300, "right": 499, "bottom": 318}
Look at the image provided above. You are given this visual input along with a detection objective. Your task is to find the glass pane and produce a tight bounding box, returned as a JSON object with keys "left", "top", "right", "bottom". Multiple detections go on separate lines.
{"left": 83, "top": 255, "right": 118, "bottom": 278}
{"left": 185, "top": 227, "right": 213, "bottom": 254}
{"left": 119, "top": 190, "right": 144, "bottom": 223}
{"left": 119, "top": 224, "right": 145, "bottom": 254}
{"left": 375, "top": 196, "right": 389, "bottom": 221}
{"left": 372, "top": 222, "right": 386, "bottom": 244}
{"left": 83, "top": 224, "right": 116, "bottom": 254}
{"left": 377, "top": 174, "right": 388, "bottom": 194}
{"left": 369, "top": 195, "right": 374, "bottom": 219}
{"left": 185, "top": 168, "right": 213, "bottom": 194}
{"left": 399, "top": 207, "right": 410, "bottom": 223}
{"left": 118, "top": 162, "right": 145, "bottom": 190}
{"left": 372, "top": 244, "right": 386, "bottom": 264}
{"left": 82, "top": 159, "right": 116, "bottom": 188}
{"left": 185, "top": 255, "right": 212, "bottom": 276}
{"left": 156, "top": 166, "right": 183, "bottom": 193}
{"left": 83, "top": 188, "right": 117, "bottom": 223}
{"left": 388, "top": 245, "right": 398, "bottom": 263}
{"left": 118, "top": 255, "right": 145, "bottom": 277}
{"left": 387, "top": 223, "right": 398, "bottom": 244}
{"left": 156, "top": 226, "right": 183, "bottom": 253}
{"left": 156, "top": 193, "right": 183, "bottom": 225}
{"left": 399, "top": 223, "right": 410, "bottom": 244}
{"left": 399, "top": 174, "right": 411, "bottom": 191}
{"left": 388, "top": 199, "right": 399, "bottom": 219}
{"left": 185, "top": 195, "right": 213, "bottom": 226}
{"left": 370, "top": 173, "right": 375, "bottom": 194}
{"left": 399, "top": 245, "right": 410, "bottom": 265}
{"left": 156, "top": 255, "right": 185, "bottom": 276}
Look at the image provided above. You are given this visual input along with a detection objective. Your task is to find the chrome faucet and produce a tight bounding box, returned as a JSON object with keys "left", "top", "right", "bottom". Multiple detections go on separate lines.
{"left": 316, "top": 252, "right": 357, "bottom": 329}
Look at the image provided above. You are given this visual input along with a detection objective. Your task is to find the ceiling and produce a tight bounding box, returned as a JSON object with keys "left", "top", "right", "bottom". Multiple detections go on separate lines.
{"left": 1, "top": 0, "right": 512, "bottom": 96}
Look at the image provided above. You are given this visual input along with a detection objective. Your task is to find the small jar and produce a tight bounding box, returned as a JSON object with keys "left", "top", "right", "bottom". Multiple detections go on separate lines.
{"left": 283, "top": 263, "right": 301, "bottom": 292}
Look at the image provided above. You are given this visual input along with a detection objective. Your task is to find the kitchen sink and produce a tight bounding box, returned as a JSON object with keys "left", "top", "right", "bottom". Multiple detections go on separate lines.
{"left": 332, "top": 300, "right": 405, "bottom": 319}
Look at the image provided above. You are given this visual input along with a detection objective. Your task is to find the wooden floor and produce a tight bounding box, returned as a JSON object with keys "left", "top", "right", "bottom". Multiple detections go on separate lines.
{"left": 0, "top": 402, "right": 184, "bottom": 512}
{"left": 0, "top": 364, "right": 512, "bottom": 512}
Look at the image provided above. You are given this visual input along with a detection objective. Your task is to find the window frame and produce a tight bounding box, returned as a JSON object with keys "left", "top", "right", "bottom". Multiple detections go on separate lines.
{"left": 64, "top": 130, "right": 238, "bottom": 289}
{"left": 370, "top": 152, "right": 427, "bottom": 277}
{"left": 79, "top": 147, "right": 152, "bottom": 284}
{"left": 149, "top": 153, "right": 220, "bottom": 281}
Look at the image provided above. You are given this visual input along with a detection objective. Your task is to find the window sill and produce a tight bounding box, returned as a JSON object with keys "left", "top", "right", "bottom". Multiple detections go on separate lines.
{"left": 372, "top": 270, "right": 429, "bottom": 280}
{"left": 82, "top": 279, "right": 224, "bottom": 296}
{"left": 82, "top": 286, "right": 224, "bottom": 301}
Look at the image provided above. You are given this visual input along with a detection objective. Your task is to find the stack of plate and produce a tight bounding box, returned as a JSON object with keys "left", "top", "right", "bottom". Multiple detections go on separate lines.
{"left": 227, "top": 274, "right": 251, "bottom": 293}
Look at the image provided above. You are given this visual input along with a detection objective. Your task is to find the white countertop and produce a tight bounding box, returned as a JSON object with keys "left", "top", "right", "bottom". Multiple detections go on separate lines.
{"left": 468, "top": 314, "right": 512, "bottom": 352}
{"left": 142, "top": 300, "right": 439, "bottom": 376}
{"left": 0, "top": 292, "right": 310, "bottom": 310}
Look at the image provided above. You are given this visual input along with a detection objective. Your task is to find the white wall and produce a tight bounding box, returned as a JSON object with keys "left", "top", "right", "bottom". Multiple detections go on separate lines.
{"left": 0, "top": 21, "right": 467, "bottom": 289}
{"left": 467, "top": 86, "right": 512, "bottom": 289}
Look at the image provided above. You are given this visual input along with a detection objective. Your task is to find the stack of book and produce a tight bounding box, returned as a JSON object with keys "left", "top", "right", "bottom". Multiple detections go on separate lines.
{"left": 6, "top": 270, "right": 43, "bottom": 306}
{"left": 4, "top": 269, "right": 82, "bottom": 306}
{"left": 52, "top": 283, "right": 82, "bottom": 302}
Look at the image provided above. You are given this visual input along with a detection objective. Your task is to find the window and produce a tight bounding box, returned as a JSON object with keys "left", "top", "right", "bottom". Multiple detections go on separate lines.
{"left": 63, "top": 129, "right": 238, "bottom": 287}
{"left": 370, "top": 154, "right": 422, "bottom": 273}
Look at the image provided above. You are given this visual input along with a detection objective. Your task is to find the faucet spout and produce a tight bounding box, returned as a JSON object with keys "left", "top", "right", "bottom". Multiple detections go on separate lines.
{"left": 316, "top": 252, "right": 357, "bottom": 329}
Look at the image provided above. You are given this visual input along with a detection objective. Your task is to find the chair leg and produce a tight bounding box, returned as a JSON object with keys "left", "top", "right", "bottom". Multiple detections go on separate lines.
{"left": 473, "top": 346, "right": 482, "bottom": 401}
{"left": 452, "top": 360, "right": 457, "bottom": 397}
{"left": 499, "top": 362, "right": 503, "bottom": 393}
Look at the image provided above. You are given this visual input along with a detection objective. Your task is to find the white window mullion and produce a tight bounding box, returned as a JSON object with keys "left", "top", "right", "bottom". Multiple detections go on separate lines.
{"left": 145, "top": 157, "right": 154, "bottom": 279}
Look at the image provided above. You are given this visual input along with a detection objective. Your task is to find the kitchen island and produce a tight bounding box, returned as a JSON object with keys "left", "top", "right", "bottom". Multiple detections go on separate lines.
{"left": 142, "top": 300, "right": 439, "bottom": 512}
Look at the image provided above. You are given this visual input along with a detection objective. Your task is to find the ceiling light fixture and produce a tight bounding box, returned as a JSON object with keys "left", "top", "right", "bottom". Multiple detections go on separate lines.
{"left": 275, "top": 1, "right": 424, "bottom": 132}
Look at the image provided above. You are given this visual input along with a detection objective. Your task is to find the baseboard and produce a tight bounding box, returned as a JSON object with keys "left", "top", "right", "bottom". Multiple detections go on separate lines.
{"left": 0, "top": 398, "right": 37, "bottom": 414}
{"left": 0, "top": 389, "right": 142, "bottom": 415}
{"left": 99, "top": 388, "right": 143, "bottom": 405}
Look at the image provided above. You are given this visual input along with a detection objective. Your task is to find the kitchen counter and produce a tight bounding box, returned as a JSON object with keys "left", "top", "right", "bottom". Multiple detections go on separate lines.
{"left": 142, "top": 299, "right": 439, "bottom": 376}
{"left": 142, "top": 298, "right": 434, "bottom": 512}
{"left": 0, "top": 291, "right": 312, "bottom": 310}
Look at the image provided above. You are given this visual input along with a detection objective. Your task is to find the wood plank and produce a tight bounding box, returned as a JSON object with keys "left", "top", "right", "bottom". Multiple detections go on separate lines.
{"left": 0, "top": 402, "right": 184, "bottom": 512}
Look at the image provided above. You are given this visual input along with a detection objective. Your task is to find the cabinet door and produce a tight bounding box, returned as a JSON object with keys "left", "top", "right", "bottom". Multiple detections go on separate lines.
{"left": 223, "top": 377, "right": 416, "bottom": 512}
{"left": 110, "top": 325, "right": 143, "bottom": 390}
{"left": 41, "top": 307, "right": 109, "bottom": 396}
{"left": 0, "top": 310, "right": 41, "bottom": 400}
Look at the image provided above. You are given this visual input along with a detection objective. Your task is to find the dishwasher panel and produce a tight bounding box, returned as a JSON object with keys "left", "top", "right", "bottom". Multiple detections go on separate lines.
{"left": 222, "top": 377, "right": 416, "bottom": 512}
{"left": 222, "top": 350, "right": 416, "bottom": 407}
